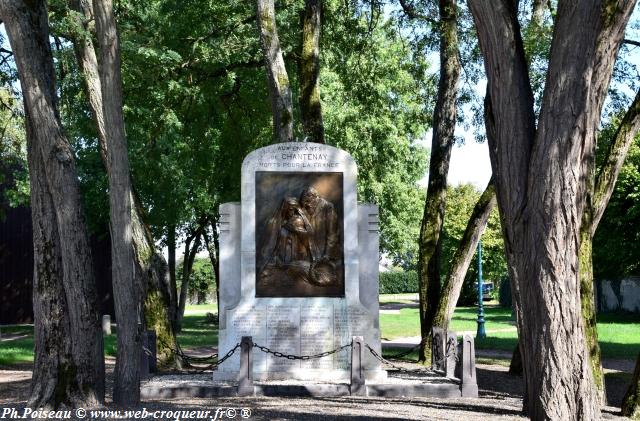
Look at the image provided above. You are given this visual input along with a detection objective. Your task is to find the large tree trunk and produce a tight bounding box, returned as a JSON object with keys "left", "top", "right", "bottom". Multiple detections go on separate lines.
{"left": 257, "top": 0, "right": 293, "bottom": 142}
{"left": 432, "top": 178, "right": 496, "bottom": 330}
{"left": 469, "top": 1, "right": 635, "bottom": 419}
{"left": 623, "top": 353, "right": 640, "bottom": 419}
{"left": 416, "top": 0, "right": 460, "bottom": 362}
{"left": 92, "top": 0, "right": 140, "bottom": 404}
{"left": 299, "top": 0, "right": 324, "bottom": 143}
{"left": 1, "top": 0, "right": 105, "bottom": 407}
{"left": 510, "top": 83, "right": 640, "bottom": 403}
{"left": 68, "top": 0, "right": 179, "bottom": 368}
{"left": 25, "top": 111, "right": 91, "bottom": 409}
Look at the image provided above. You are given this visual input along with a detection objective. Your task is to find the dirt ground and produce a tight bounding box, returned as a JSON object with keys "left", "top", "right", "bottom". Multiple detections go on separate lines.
{"left": 0, "top": 359, "right": 633, "bottom": 421}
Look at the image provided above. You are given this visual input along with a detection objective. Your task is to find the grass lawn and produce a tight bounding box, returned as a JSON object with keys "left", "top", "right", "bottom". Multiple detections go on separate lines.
{"left": 380, "top": 305, "right": 515, "bottom": 339}
{"left": 1, "top": 302, "right": 638, "bottom": 365}
{"left": 379, "top": 304, "right": 640, "bottom": 359}
{"left": 0, "top": 304, "right": 219, "bottom": 366}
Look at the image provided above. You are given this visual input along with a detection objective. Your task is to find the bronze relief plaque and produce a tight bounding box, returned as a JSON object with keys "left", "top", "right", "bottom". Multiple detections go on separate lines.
{"left": 255, "top": 171, "right": 345, "bottom": 297}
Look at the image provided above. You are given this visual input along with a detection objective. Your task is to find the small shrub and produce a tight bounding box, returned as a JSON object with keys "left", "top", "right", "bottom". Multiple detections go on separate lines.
{"left": 379, "top": 270, "right": 419, "bottom": 294}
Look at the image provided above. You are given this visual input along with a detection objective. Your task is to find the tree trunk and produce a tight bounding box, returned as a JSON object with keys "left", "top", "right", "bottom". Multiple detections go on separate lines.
{"left": 531, "top": 0, "right": 547, "bottom": 25}
{"left": 257, "top": 0, "right": 294, "bottom": 142}
{"left": 92, "top": 0, "right": 140, "bottom": 404}
{"left": 177, "top": 230, "right": 202, "bottom": 331}
{"left": 68, "top": 0, "right": 179, "bottom": 368}
{"left": 469, "top": 1, "right": 635, "bottom": 418}
{"left": 416, "top": 0, "right": 460, "bottom": 362}
{"left": 579, "top": 206, "right": 606, "bottom": 404}
{"left": 25, "top": 111, "right": 91, "bottom": 409}
{"left": 132, "top": 200, "right": 180, "bottom": 368}
{"left": 167, "top": 224, "right": 178, "bottom": 327}
{"left": 1, "top": 0, "right": 105, "bottom": 407}
{"left": 299, "top": 0, "right": 324, "bottom": 143}
{"left": 202, "top": 225, "right": 220, "bottom": 305}
{"left": 211, "top": 226, "right": 220, "bottom": 305}
{"left": 432, "top": 178, "right": 496, "bottom": 330}
{"left": 622, "top": 353, "right": 640, "bottom": 419}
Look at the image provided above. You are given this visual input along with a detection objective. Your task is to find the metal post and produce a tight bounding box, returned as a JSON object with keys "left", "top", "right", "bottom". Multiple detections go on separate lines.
{"left": 476, "top": 241, "right": 486, "bottom": 339}
{"left": 350, "top": 336, "right": 366, "bottom": 396}
{"left": 238, "top": 336, "right": 254, "bottom": 396}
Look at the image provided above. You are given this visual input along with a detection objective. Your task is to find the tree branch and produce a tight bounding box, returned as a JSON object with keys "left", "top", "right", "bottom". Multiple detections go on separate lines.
{"left": 623, "top": 38, "right": 640, "bottom": 47}
{"left": 592, "top": 87, "right": 640, "bottom": 232}
{"left": 398, "top": 0, "right": 437, "bottom": 25}
{"left": 299, "top": 0, "right": 324, "bottom": 143}
{"left": 257, "top": 0, "right": 293, "bottom": 142}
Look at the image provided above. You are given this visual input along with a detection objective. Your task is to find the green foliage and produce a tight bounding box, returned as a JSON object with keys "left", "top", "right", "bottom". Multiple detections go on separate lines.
{"left": 441, "top": 183, "right": 507, "bottom": 305}
{"left": 49, "top": 0, "right": 432, "bottom": 265}
{"left": 0, "top": 87, "right": 29, "bottom": 216}
{"left": 189, "top": 257, "right": 216, "bottom": 303}
{"left": 379, "top": 270, "right": 419, "bottom": 294}
{"left": 321, "top": 3, "right": 432, "bottom": 266}
{"left": 594, "top": 131, "right": 640, "bottom": 279}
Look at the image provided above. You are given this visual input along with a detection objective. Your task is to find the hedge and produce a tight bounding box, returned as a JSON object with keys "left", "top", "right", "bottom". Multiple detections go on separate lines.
{"left": 379, "top": 270, "right": 419, "bottom": 294}
{"left": 499, "top": 276, "right": 512, "bottom": 308}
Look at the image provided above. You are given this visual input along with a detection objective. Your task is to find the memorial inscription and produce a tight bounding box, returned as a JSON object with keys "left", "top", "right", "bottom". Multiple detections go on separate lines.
{"left": 267, "top": 305, "right": 300, "bottom": 371}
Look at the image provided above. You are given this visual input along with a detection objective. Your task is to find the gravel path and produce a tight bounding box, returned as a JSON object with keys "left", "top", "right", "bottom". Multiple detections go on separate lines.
{"left": 0, "top": 360, "right": 632, "bottom": 420}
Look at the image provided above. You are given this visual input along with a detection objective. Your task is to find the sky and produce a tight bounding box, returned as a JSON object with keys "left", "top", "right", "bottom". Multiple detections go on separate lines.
{"left": 447, "top": 139, "right": 492, "bottom": 189}
{"left": 418, "top": 129, "right": 492, "bottom": 191}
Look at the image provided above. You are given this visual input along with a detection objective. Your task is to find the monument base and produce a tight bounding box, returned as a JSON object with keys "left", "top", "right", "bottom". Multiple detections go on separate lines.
{"left": 212, "top": 368, "right": 388, "bottom": 382}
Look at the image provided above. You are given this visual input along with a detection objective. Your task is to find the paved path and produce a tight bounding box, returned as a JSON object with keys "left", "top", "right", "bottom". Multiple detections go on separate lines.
{"left": 0, "top": 334, "right": 29, "bottom": 343}
{"left": 382, "top": 328, "right": 518, "bottom": 350}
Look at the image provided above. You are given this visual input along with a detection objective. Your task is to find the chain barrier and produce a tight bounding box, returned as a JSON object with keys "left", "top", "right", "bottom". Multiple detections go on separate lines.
{"left": 365, "top": 338, "right": 459, "bottom": 375}
{"left": 382, "top": 338, "right": 426, "bottom": 360}
{"left": 253, "top": 341, "right": 353, "bottom": 361}
{"left": 365, "top": 344, "right": 436, "bottom": 374}
{"left": 156, "top": 328, "right": 459, "bottom": 376}
{"left": 172, "top": 343, "right": 241, "bottom": 374}
{"left": 157, "top": 337, "right": 209, "bottom": 366}
{"left": 156, "top": 336, "right": 240, "bottom": 371}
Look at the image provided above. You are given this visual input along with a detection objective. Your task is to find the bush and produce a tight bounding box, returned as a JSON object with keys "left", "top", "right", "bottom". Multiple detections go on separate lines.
{"left": 499, "top": 276, "right": 512, "bottom": 308}
{"left": 379, "top": 270, "right": 419, "bottom": 294}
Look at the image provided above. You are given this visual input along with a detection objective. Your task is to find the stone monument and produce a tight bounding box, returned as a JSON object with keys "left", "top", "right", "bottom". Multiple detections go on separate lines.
{"left": 214, "top": 142, "right": 386, "bottom": 381}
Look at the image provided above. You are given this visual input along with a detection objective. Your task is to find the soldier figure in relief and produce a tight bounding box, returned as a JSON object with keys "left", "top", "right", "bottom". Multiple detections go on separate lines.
{"left": 258, "top": 187, "right": 340, "bottom": 287}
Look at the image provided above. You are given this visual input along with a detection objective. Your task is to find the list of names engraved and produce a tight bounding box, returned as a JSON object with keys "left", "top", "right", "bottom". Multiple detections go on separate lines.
{"left": 301, "top": 305, "right": 333, "bottom": 370}
{"left": 267, "top": 305, "right": 300, "bottom": 371}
